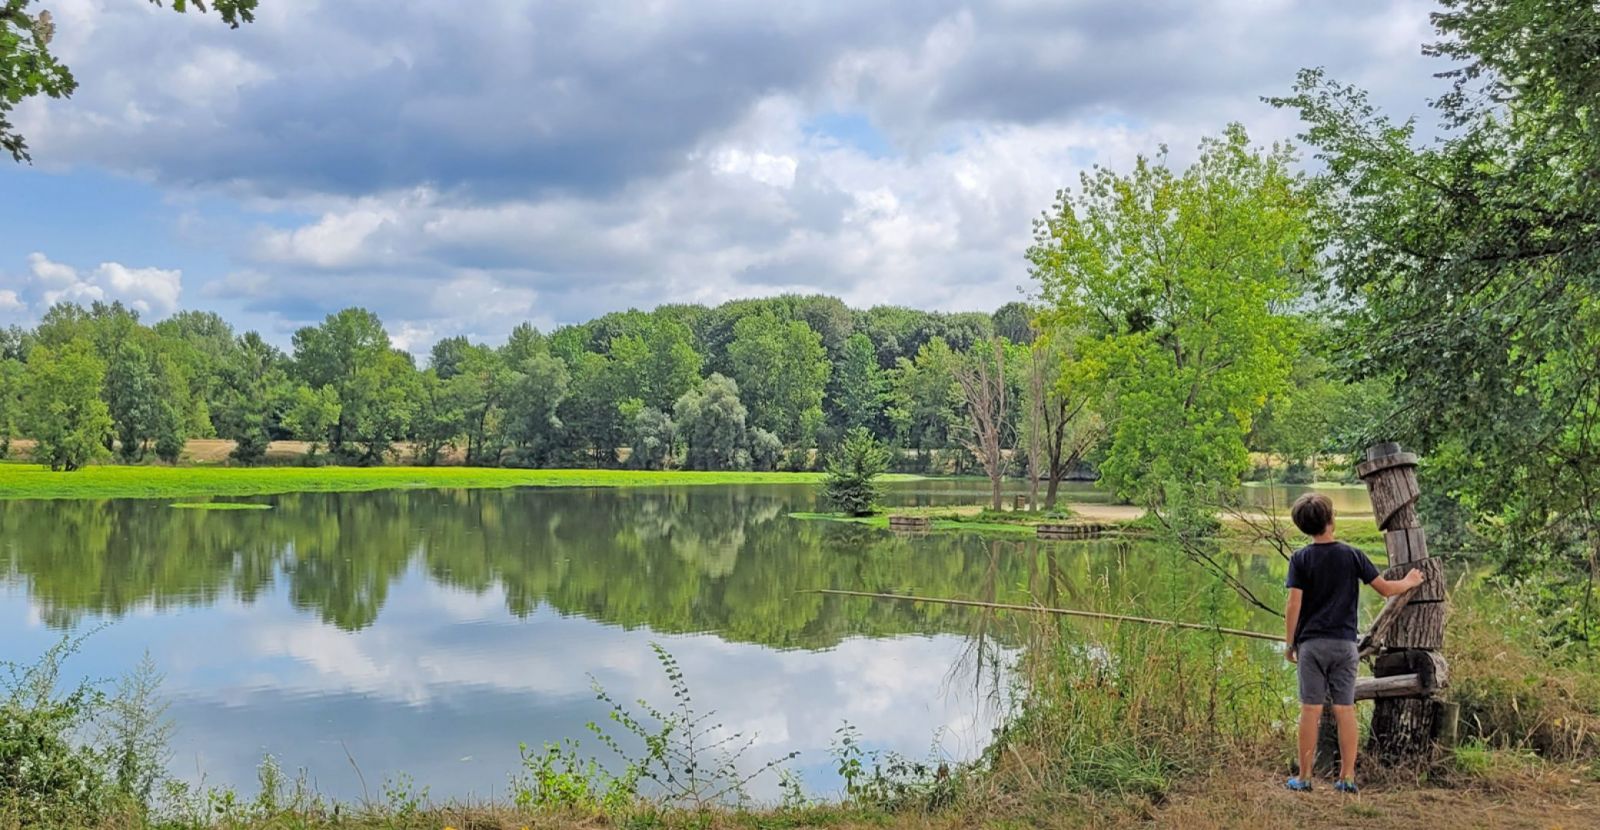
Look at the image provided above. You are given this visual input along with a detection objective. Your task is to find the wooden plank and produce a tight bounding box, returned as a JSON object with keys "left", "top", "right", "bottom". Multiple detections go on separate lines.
{"left": 1355, "top": 673, "right": 1425, "bottom": 701}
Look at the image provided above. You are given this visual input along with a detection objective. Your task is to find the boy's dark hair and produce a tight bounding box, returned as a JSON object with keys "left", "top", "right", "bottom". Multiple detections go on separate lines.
{"left": 1290, "top": 492, "right": 1335, "bottom": 536}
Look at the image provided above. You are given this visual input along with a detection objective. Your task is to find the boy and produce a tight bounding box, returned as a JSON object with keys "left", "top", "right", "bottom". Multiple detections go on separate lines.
{"left": 1283, "top": 492, "right": 1424, "bottom": 794}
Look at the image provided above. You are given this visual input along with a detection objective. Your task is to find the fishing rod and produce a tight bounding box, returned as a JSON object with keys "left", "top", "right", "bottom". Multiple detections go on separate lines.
{"left": 804, "top": 588, "right": 1282, "bottom": 643}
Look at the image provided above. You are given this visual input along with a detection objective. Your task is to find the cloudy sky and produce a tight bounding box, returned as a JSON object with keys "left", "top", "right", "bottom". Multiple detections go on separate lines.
{"left": 1, "top": 0, "right": 1445, "bottom": 353}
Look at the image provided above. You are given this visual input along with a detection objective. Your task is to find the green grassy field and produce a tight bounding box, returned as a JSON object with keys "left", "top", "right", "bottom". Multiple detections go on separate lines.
{"left": 0, "top": 463, "right": 912, "bottom": 501}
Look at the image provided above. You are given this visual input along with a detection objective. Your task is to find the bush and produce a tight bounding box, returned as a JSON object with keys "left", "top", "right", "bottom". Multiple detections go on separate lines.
{"left": 0, "top": 638, "right": 171, "bottom": 827}
{"left": 823, "top": 428, "right": 888, "bottom": 516}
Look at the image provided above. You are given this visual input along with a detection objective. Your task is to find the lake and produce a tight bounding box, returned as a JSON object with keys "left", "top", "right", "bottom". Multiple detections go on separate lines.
{"left": 0, "top": 479, "right": 1332, "bottom": 802}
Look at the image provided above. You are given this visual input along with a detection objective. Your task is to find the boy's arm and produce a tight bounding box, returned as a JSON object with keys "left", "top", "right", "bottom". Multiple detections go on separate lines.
{"left": 1284, "top": 588, "right": 1303, "bottom": 663}
{"left": 1369, "top": 567, "right": 1426, "bottom": 598}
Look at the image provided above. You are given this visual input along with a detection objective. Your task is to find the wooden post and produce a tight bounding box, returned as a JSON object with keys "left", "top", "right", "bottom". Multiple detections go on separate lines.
{"left": 1356, "top": 442, "right": 1449, "bottom": 763}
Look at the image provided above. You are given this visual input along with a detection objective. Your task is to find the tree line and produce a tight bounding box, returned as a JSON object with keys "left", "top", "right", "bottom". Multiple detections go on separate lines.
{"left": 0, "top": 130, "right": 1383, "bottom": 519}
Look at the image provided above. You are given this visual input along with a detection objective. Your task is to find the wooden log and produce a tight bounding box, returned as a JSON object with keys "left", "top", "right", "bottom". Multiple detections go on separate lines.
{"left": 1358, "top": 449, "right": 1422, "bottom": 532}
{"left": 1014, "top": 494, "right": 1027, "bottom": 510}
{"left": 1036, "top": 523, "right": 1107, "bottom": 541}
{"left": 1363, "top": 559, "right": 1452, "bottom": 655}
{"left": 1387, "top": 603, "right": 1447, "bottom": 649}
{"left": 1354, "top": 673, "right": 1425, "bottom": 700}
{"left": 1368, "top": 697, "right": 1437, "bottom": 762}
{"left": 888, "top": 515, "right": 931, "bottom": 532}
{"left": 1358, "top": 442, "right": 1450, "bottom": 765}
{"left": 1373, "top": 649, "right": 1449, "bottom": 692}
{"left": 1383, "top": 527, "right": 1429, "bottom": 567}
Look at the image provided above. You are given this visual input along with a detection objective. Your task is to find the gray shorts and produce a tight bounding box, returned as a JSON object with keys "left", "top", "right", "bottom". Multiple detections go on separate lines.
{"left": 1297, "top": 638, "right": 1358, "bottom": 706}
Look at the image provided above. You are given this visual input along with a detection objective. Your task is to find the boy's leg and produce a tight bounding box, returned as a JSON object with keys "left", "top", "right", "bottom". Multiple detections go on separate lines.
{"left": 1334, "top": 705, "right": 1359, "bottom": 781}
{"left": 1295, "top": 640, "right": 1333, "bottom": 781}
{"left": 1298, "top": 704, "right": 1323, "bottom": 781}
{"left": 1325, "top": 640, "right": 1361, "bottom": 783}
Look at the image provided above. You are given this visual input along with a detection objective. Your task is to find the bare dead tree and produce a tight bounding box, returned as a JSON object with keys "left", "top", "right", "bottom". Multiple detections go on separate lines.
{"left": 955, "top": 337, "right": 1010, "bottom": 512}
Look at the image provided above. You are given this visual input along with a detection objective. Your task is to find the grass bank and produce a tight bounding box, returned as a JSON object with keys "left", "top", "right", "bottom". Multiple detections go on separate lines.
{"left": 0, "top": 464, "right": 919, "bottom": 501}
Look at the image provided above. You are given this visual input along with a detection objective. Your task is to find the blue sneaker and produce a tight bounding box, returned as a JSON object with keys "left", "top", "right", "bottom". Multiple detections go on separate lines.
{"left": 1335, "top": 779, "right": 1359, "bottom": 794}
{"left": 1285, "top": 777, "right": 1313, "bottom": 792}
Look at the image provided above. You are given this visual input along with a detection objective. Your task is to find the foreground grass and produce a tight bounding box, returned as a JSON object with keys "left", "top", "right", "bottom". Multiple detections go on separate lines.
{"left": 0, "top": 464, "right": 921, "bottom": 501}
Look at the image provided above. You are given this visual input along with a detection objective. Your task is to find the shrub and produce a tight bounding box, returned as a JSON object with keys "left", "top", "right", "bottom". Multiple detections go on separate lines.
{"left": 0, "top": 638, "right": 172, "bottom": 827}
{"left": 823, "top": 428, "right": 888, "bottom": 516}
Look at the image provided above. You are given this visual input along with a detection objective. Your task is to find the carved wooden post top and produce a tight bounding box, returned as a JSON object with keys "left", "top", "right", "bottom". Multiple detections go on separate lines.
{"left": 1357, "top": 442, "right": 1422, "bottom": 531}
{"left": 1356, "top": 449, "right": 1419, "bottom": 481}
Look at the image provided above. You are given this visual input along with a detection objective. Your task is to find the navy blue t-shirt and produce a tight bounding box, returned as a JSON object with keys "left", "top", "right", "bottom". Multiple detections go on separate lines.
{"left": 1285, "top": 541, "right": 1380, "bottom": 643}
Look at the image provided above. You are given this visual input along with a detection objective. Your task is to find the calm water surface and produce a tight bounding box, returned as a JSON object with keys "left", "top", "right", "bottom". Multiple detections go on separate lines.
{"left": 0, "top": 480, "right": 1341, "bottom": 801}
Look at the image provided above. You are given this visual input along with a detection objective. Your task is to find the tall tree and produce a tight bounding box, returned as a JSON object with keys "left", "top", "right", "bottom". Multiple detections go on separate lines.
{"left": 727, "top": 311, "right": 830, "bottom": 448}
{"left": 832, "top": 333, "right": 885, "bottom": 434}
{"left": 1029, "top": 125, "right": 1313, "bottom": 508}
{"left": 885, "top": 337, "right": 962, "bottom": 467}
{"left": 105, "top": 341, "right": 161, "bottom": 461}
{"left": 675, "top": 374, "right": 751, "bottom": 471}
{"left": 1272, "top": 1, "right": 1600, "bottom": 633}
{"left": 291, "top": 308, "right": 394, "bottom": 456}
{"left": 214, "top": 332, "right": 290, "bottom": 464}
{"left": 413, "top": 369, "right": 464, "bottom": 465}
{"left": 609, "top": 317, "right": 703, "bottom": 412}
{"left": 501, "top": 352, "right": 569, "bottom": 466}
{"left": 0, "top": 355, "right": 20, "bottom": 458}
{"left": 19, "top": 339, "right": 112, "bottom": 471}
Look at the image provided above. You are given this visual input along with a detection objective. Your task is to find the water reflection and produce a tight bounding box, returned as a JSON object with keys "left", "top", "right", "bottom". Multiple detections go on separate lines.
{"left": 0, "top": 481, "right": 1311, "bottom": 801}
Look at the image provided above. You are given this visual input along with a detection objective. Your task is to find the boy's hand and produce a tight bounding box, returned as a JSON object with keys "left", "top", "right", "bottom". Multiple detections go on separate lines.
{"left": 1404, "top": 568, "right": 1427, "bottom": 589}
{"left": 1285, "top": 644, "right": 1297, "bottom": 664}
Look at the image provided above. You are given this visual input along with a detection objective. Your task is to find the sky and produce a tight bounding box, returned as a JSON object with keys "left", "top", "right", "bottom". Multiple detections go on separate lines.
{"left": 0, "top": 0, "right": 1447, "bottom": 354}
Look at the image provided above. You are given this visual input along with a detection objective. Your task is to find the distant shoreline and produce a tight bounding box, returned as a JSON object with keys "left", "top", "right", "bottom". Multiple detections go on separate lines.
{"left": 0, "top": 464, "right": 921, "bottom": 501}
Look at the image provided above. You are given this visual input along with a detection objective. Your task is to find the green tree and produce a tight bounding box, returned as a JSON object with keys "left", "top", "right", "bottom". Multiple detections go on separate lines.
{"left": 831, "top": 332, "right": 884, "bottom": 434}
{"left": 19, "top": 339, "right": 112, "bottom": 471}
{"left": 1271, "top": 1, "right": 1600, "bottom": 625}
{"left": 342, "top": 348, "right": 421, "bottom": 463}
{"left": 213, "top": 332, "right": 290, "bottom": 464}
{"left": 0, "top": 355, "right": 20, "bottom": 457}
{"left": 675, "top": 374, "right": 751, "bottom": 471}
{"left": 885, "top": 337, "right": 962, "bottom": 468}
{"left": 450, "top": 344, "right": 514, "bottom": 465}
{"left": 413, "top": 369, "right": 464, "bottom": 465}
{"left": 621, "top": 398, "right": 675, "bottom": 470}
{"left": 727, "top": 312, "right": 830, "bottom": 448}
{"left": 609, "top": 317, "right": 703, "bottom": 412}
{"left": 2, "top": 0, "right": 259, "bottom": 162}
{"left": 153, "top": 310, "right": 237, "bottom": 436}
{"left": 281, "top": 384, "right": 340, "bottom": 458}
{"left": 291, "top": 308, "right": 395, "bottom": 457}
{"left": 1029, "top": 125, "right": 1313, "bottom": 507}
{"left": 823, "top": 428, "right": 888, "bottom": 516}
{"left": 991, "top": 302, "right": 1037, "bottom": 345}
{"left": 105, "top": 342, "right": 161, "bottom": 461}
{"left": 501, "top": 351, "right": 569, "bottom": 466}
{"left": 556, "top": 350, "right": 622, "bottom": 465}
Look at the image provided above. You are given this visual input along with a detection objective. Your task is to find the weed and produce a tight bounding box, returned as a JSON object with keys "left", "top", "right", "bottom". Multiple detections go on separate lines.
{"left": 587, "top": 644, "right": 798, "bottom": 809}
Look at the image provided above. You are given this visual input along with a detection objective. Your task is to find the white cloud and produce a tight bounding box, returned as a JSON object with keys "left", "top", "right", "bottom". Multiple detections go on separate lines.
{"left": 10, "top": 0, "right": 1447, "bottom": 349}
{"left": 18, "top": 252, "right": 183, "bottom": 319}
{"left": 0, "top": 290, "right": 23, "bottom": 313}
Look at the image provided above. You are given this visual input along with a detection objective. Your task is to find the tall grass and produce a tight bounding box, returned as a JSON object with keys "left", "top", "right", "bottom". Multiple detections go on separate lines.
{"left": 974, "top": 586, "right": 1289, "bottom": 811}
